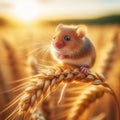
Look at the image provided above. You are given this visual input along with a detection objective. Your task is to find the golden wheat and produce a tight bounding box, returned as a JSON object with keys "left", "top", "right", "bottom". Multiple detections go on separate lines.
{"left": 17, "top": 65, "right": 115, "bottom": 119}
{"left": 92, "top": 113, "right": 106, "bottom": 120}
{"left": 67, "top": 85, "right": 105, "bottom": 120}
{"left": 0, "top": 39, "right": 30, "bottom": 119}
{"left": 46, "top": 83, "right": 104, "bottom": 120}
{"left": 100, "top": 32, "right": 119, "bottom": 78}
{"left": 1, "top": 39, "right": 28, "bottom": 80}
{"left": 0, "top": 25, "right": 119, "bottom": 120}
{"left": 31, "top": 108, "right": 46, "bottom": 120}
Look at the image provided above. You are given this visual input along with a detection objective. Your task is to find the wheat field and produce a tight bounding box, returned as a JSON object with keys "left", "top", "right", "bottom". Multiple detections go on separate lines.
{"left": 0, "top": 23, "right": 120, "bottom": 120}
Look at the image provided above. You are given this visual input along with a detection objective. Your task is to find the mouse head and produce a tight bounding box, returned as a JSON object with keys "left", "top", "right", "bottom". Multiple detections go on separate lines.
{"left": 56, "top": 24, "right": 87, "bottom": 37}
{"left": 51, "top": 24, "right": 87, "bottom": 59}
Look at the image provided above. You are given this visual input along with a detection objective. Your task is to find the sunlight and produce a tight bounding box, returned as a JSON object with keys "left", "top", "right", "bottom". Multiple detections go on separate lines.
{"left": 13, "top": 0, "right": 40, "bottom": 22}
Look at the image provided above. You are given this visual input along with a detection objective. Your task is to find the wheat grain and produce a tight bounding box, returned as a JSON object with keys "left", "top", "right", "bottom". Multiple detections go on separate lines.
{"left": 18, "top": 66, "right": 84, "bottom": 115}
{"left": 99, "top": 32, "right": 118, "bottom": 78}
{"left": 31, "top": 108, "right": 46, "bottom": 120}
{"left": 0, "top": 25, "right": 119, "bottom": 120}
{"left": 0, "top": 39, "right": 30, "bottom": 119}
{"left": 17, "top": 65, "right": 114, "bottom": 119}
{"left": 1, "top": 39, "right": 28, "bottom": 80}
{"left": 67, "top": 85, "right": 105, "bottom": 120}
{"left": 92, "top": 113, "right": 106, "bottom": 120}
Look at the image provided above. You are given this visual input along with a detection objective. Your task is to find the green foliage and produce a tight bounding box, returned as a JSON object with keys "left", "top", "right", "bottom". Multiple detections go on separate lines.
{"left": 40, "top": 15, "right": 120, "bottom": 25}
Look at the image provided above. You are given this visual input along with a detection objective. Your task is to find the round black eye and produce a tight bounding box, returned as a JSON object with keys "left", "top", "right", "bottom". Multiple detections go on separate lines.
{"left": 64, "top": 35, "right": 71, "bottom": 41}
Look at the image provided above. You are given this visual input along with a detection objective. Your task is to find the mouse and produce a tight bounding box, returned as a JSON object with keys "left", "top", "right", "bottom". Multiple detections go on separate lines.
{"left": 50, "top": 24, "right": 96, "bottom": 103}
{"left": 51, "top": 24, "right": 96, "bottom": 74}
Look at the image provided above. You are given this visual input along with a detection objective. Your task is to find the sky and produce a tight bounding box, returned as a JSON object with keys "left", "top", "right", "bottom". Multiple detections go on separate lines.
{"left": 0, "top": 0, "right": 120, "bottom": 22}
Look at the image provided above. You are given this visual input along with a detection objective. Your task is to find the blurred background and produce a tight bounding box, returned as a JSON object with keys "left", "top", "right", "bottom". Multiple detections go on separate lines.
{"left": 0, "top": 0, "right": 120, "bottom": 23}
{"left": 0, "top": 0, "right": 120, "bottom": 49}
{"left": 0, "top": 0, "right": 120, "bottom": 21}
{"left": 0, "top": 0, "right": 120, "bottom": 120}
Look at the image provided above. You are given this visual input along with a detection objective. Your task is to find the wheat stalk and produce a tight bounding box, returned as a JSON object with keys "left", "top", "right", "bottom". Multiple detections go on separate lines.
{"left": 99, "top": 32, "right": 118, "bottom": 78}
{"left": 1, "top": 40, "right": 29, "bottom": 80}
{"left": 67, "top": 85, "right": 106, "bottom": 120}
{"left": 88, "top": 32, "right": 119, "bottom": 120}
{"left": 0, "top": 26, "right": 119, "bottom": 120}
{"left": 50, "top": 78, "right": 113, "bottom": 120}
{"left": 17, "top": 65, "right": 114, "bottom": 119}
{"left": 0, "top": 39, "right": 31, "bottom": 120}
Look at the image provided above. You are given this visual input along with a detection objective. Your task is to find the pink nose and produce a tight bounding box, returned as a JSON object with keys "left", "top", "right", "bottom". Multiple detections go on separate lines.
{"left": 55, "top": 41, "right": 65, "bottom": 49}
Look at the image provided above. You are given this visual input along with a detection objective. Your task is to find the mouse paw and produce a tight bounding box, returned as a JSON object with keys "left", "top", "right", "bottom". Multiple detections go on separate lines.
{"left": 80, "top": 65, "right": 89, "bottom": 75}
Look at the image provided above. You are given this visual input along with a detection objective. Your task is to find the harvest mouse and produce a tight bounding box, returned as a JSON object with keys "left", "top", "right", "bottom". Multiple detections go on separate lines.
{"left": 50, "top": 24, "right": 96, "bottom": 103}
{"left": 51, "top": 24, "right": 96, "bottom": 74}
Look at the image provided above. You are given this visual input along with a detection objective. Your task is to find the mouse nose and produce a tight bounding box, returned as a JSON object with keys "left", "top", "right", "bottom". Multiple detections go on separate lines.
{"left": 55, "top": 41, "right": 65, "bottom": 49}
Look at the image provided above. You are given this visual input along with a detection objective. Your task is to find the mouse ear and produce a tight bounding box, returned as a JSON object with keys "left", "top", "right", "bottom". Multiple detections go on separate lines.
{"left": 76, "top": 25, "right": 87, "bottom": 38}
{"left": 56, "top": 24, "right": 63, "bottom": 31}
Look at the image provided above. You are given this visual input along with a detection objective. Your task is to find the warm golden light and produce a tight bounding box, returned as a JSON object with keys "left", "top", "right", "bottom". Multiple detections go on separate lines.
{"left": 13, "top": 0, "right": 40, "bottom": 22}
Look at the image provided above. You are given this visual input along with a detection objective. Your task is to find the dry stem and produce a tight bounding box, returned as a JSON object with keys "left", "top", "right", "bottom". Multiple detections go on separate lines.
{"left": 67, "top": 85, "right": 105, "bottom": 120}
{"left": 100, "top": 32, "right": 118, "bottom": 78}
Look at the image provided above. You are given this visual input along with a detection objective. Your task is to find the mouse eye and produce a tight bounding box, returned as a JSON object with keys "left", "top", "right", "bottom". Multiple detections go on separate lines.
{"left": 64, "top": 35, "right": 71, "bottom": 41}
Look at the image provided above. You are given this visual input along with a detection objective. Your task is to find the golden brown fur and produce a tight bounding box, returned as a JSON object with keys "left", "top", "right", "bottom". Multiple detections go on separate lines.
{"left": 51, "top": 24, "right": 96, "bottom": 68}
